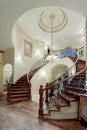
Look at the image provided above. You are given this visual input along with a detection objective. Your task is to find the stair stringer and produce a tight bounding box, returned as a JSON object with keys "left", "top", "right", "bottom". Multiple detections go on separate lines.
{"left": 44, "top": 101, "right": 79, "bottom": 120}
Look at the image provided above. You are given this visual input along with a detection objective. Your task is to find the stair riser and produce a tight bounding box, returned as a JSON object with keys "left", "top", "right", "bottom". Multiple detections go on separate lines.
{"left": 44, "top": 102, "right": 78, "bottom": 119}
{"left": 44, "top": 112, "right": 78, "bottom": 119}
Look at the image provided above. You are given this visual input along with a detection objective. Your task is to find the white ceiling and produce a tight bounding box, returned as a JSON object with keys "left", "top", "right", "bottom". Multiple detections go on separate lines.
{"left": 0, "top": 0, "right": 87, "bottom": 51}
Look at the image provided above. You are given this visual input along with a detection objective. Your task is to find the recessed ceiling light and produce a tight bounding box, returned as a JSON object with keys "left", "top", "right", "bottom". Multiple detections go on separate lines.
{"left": 20, "top": 18, "right": 23, "bottom": 22}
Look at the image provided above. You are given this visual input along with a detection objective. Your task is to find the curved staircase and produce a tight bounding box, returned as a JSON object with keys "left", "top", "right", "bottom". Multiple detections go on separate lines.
{"left": 7, "top": 74, "right": 31, "bottom": 104}
{"left": 7, "top": 56, "right": 48, "bottom": 104}
{"left": 38, "top": 57, "right": 87, "bottom": 120}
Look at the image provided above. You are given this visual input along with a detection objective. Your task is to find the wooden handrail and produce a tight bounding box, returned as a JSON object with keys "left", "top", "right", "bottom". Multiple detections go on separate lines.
{"left": 27, "top": 56, "right": 49, "bottom": 81}
{"left": 30, "top": 56, "right": 48, "bottom": 71}
{"left": 43, "top": 67, "right": 87, "bottom": 91}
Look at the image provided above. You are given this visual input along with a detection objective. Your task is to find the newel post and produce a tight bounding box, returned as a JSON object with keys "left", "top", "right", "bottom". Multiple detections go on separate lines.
{"left": 45, "top": 83, "right": 48, "bottom": 102}
{"left": 7, "top": 83, "right": 11, "bottom": 103}
{"left": 38, "top": 85, "right": 43, "bottom": 117}
{"left": 29, "top": 81, "right": 32, "bottom": 100}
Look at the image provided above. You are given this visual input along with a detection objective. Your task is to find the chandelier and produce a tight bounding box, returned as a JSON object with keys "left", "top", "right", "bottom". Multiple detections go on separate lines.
{"left": 46, "top": 14, "right": 58, "bottom": 62}
{"left": 39, "top": 8, "right": 67, "bottom": 62}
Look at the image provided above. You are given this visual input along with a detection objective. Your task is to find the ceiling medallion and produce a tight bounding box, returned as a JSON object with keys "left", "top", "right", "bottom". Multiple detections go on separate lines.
{"left": 39, "top": 8, "right": 68, "bottom": 33}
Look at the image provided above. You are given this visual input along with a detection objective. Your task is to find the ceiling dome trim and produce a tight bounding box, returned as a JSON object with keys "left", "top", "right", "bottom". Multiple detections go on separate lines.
{"left": 38, "top": 8, "right": 68, "bottom": 33}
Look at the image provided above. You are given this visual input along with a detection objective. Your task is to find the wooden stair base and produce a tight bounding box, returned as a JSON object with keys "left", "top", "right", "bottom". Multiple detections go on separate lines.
{"left": 42, "top": 58, "right": 86, "bottom": 120}
{"left": 7, "top": 74, "right": 31, "bottom": 104}
{"left": 8, "top": 97, "right": 30, "bottom": 104}
{"left": 44, "top": 102, "right": 78, "bottom": 119}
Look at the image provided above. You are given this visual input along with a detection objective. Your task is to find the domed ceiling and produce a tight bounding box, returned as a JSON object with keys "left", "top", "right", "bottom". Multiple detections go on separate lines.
{"left": 38, "top": 8, "right": 67, "bottom": 32}
{"left": 16, "top": 7, "right": 85, "bottom": 50}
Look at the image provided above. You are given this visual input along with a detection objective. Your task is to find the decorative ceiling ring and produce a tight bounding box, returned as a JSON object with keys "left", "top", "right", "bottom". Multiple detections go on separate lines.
{"left": 39, "top": 8, "right": 68, "bottom": 33}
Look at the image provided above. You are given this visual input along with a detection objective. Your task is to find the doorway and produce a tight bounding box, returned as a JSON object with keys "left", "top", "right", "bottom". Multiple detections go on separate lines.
{"left": 3, "top": 64, "right": 12, "bottom": 92}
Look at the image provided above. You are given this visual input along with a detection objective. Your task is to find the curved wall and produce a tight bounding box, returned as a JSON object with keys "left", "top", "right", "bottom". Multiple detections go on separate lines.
{"left": 31, "top": 57, "right": 74, "bottom": 102}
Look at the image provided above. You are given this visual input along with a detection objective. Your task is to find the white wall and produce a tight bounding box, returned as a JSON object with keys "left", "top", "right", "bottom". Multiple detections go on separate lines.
{"left": 12, "top": 24, "right": 47, "bottom": 82}
{"left": 31, "top": 57, "right": 74, "bottom": 102}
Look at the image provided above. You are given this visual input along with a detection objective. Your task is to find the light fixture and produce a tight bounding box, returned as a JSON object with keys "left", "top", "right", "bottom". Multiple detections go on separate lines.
{"left": 39, "top": 8, "right": 68, "bottom": 62}
{"left": 46, "top": 14, "right": 58, "bottom": 62}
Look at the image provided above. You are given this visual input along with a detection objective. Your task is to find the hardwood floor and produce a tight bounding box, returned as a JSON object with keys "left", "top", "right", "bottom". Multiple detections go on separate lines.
{"left": 0, "top": 94, "right": 87, "bottom": 130}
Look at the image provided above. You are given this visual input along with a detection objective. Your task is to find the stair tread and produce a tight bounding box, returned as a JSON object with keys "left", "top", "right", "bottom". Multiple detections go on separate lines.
{"left": 8, "top": 97, "right": 29, "bottom": 104}
{"left": 58, "top": 97, "right": 70, "bottom": 107}
{"left": 67, "top": 86, "right": 86, "bottom": 91}
{"left": 61, "top": 91, "right": 78, "bottom": 101}
{"left": 64, "top": 89, "right": 86, "bottom": 96}
{"left": 10, "top": 86, "right": 29, "bottom": 88}
{"left": 10, "top": 93, "right": 29, "bottom": 97}
{"left": 46, "top": 101, "right": 70, "bottom": 111}
{"left": 10, "top": 89, "right": 29, "bottom": 92}
{"left": 12, "top": 84, "right": 28, "bottom": 86}
{"left": 45, "top": 96, "right": 70, "bottom": 112}
{"left": 14, "top": 85, "right": 28, "bottom": 87}
{"left": 10, "top": 91, "right": 29, "bottom": 94}
{"left": 11, "top": 97, "right": 29, "bottom": 101}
